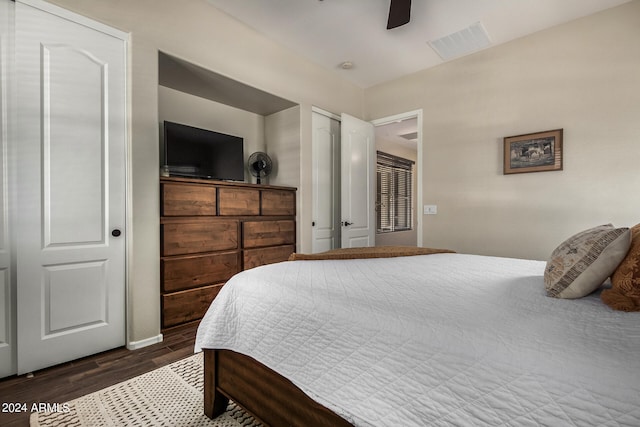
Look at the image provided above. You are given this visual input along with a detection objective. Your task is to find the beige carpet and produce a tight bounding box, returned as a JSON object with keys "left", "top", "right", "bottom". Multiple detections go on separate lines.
{"left": 30, "top": 353, "right": 262, "bottom": 426}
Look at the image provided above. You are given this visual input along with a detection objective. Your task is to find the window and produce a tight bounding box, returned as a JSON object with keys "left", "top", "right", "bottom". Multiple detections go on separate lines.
{"left": 376, "top": 151, "right": 414, "bottom": 233}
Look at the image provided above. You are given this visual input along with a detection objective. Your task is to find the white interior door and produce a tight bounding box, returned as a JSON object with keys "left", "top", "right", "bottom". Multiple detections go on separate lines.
{"left": 341, "top": 113, "right": 375, "bottom": 248}
{"left": 0, "top": 0, "right": 15, "bottom": 378}
{"left": 15, "top": 0, "right": 127, "bottom": 374}
{"left": 311, "top": 111, "right": 341, "bottom": 253}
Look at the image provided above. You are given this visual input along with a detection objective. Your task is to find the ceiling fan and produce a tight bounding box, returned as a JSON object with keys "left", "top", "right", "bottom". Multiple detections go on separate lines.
{"left": 387, "top": 0, "right": 412, "bottom": 30}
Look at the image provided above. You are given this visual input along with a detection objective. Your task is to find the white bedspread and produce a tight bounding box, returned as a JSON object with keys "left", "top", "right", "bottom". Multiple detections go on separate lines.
{"left": 195, "top": 253, "right": 640, "bottom": 426}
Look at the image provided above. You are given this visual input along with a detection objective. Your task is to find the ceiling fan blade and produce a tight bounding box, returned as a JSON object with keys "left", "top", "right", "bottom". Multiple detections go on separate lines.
{"left": 387, "top": 0, "right": 411, "bottom": 30}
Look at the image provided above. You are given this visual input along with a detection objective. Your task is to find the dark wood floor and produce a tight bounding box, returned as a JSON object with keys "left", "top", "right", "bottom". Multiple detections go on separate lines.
{"left": 0, "top": 322, "right": 198, "bottom": 427}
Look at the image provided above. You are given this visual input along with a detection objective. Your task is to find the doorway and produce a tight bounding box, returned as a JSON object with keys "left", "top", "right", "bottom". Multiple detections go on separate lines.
{"left": 311, "top": 109, "right": 341, "bottom": 253}
{"left": 372, "top": 110, "right": 423, "bottom": 247}
{"left": 310, "top": 108, "right": 423, "bottom": 253}
{"left": 311, "top": 109, "right": 376, "bottom": 252}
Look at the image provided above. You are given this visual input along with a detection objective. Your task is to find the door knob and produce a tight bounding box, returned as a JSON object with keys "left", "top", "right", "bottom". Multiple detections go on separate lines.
{"left": 342, "top": 221, "right": 353, "bottom": 226}
{"left": 111, "top": 229, "right": 122, "bottom": 237}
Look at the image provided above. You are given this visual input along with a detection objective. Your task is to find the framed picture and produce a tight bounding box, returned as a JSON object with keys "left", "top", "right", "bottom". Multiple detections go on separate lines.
{"left": 503, "top": 129, "right": 563, "bottom": 175}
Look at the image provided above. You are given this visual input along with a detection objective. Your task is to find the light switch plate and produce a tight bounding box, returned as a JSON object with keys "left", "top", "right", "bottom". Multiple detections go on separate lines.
{"left": 423, "top": 205, "right": 437, "bottom": 215}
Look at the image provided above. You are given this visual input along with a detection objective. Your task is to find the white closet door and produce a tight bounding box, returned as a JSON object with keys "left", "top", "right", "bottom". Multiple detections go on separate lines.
{"left": 340, "top": 113, "right": 375, "bottom": 248}
{"left": 311, "top": 111, "right": 341, "bottom": 253}
{"left": 0, "top": 0, "right": 15, "bottom": 379}
{"left": 15, "top": 0, "right": 127, "bottom": 374}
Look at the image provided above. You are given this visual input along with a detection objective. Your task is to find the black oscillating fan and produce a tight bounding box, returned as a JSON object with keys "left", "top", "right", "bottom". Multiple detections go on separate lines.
{"left": 248, "top": 152, "right": 272, "bottom": 184}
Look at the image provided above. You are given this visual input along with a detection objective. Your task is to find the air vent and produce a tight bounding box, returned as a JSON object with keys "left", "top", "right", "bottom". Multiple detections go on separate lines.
{"left": 428, "top": 22, "right": 491, "bottom": 61}
{"left": 399, "top": 132, "right": 418, "bottom": 141}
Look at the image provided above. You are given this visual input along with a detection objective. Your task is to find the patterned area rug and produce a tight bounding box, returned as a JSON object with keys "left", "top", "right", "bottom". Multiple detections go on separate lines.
{"left": 30, "top": 353, "right": 262, "bottom": 426}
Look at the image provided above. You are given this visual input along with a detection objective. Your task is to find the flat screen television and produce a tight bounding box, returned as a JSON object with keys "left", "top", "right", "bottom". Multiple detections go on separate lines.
{"left": 163, "top": 121, "right": 244, "bottom": 181}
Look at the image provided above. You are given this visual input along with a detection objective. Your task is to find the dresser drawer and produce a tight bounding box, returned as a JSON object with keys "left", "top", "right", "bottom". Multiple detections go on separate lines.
{"left": 243, "top": 220, "right": 295, "bottom": 249}
{"left": 162, "top": 284, "right": 223, "bottom": 328}
{"left": 161, "top": 250, "right": 240, "bottom": 293}
{"left": 161, "top": 183, "right": 216, "bottom": 216}
{"left": 243, "top": 245, "right": 295, "bottom": 270}
{"left": 219, "top": 187, "right": 260, "bottom": 216}
{"left": 261, "top": 189, "right": 295, "bottom": 216}
{"left": 162, "top": 219, "right": 238, "bottom": 256}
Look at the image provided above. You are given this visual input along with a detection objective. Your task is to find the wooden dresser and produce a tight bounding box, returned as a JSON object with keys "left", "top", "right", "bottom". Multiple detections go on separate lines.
{"left": 160, "top": 177, "right": 296, "bottom": 330}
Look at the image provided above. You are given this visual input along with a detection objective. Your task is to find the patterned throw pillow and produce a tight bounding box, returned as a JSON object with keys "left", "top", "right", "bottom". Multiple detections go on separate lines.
{"left": 544, "top": 224, "right": 631, "bottom": 299}
{"left": 601, "top": 223, "right": 640, "bottom": 311}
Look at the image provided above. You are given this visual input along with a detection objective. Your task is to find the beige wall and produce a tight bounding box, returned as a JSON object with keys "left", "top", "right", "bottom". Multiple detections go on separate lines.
{"left": 47, "top": 0, "right": 364, "bottom": 344}
{"left": 365, "top": 2, "right": 640, "bottom": 260}
{"left": 265, "top": 106, "right": 302, "bottom": 249}
{"left": 265, "top": 106, "right": 301, "bottom": 188}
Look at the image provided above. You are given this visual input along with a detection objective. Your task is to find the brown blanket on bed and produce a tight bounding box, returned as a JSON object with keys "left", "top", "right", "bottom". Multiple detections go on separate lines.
{"left": 288, "top": 245, "right": 455, "bottom": 261}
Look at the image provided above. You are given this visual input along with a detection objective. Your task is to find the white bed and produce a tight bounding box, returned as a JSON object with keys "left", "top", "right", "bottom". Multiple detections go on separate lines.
{"left": 195, "top": 253, "right": 640, "bottom": 426}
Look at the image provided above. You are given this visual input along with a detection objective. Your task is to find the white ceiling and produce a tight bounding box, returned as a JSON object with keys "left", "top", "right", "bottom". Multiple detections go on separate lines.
{"left": 205, "top": 0, "right": 630, "bottom": 88}
{"left": 377, "top": 117, "right": 418, "bottom": 150}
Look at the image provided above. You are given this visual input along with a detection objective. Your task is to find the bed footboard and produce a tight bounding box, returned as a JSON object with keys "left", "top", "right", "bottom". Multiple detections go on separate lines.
{"left": 203, "top": 349, "right": 352, "bottom": 426}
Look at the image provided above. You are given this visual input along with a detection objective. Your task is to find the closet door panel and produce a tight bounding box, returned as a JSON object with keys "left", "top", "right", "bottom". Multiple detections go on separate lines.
{"left": 43, "top": 43, "right": 106, "bottom": 246}
{"left": 15, "top": 0, "right": 127, "bottom": 375}
{"left": 0, "top": 0, "right": 14, "bottom": 378}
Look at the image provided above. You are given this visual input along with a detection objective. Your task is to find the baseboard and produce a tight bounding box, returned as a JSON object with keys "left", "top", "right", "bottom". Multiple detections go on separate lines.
{"left": 126, "top": 333, "right": 163, "bottom": 350}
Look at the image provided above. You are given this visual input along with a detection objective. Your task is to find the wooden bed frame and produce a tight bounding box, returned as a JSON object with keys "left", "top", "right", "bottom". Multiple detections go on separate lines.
{"left": 204, "top": 349, "right": 353, "bottom": 426}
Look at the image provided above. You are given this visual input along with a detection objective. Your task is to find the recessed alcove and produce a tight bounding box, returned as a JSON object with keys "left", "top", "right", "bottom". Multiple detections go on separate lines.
{"left": 157, "top": 51, "right": 301, "bottom": 187}
{"left": 158, "top": 52, "right": 296, "bottom": 115}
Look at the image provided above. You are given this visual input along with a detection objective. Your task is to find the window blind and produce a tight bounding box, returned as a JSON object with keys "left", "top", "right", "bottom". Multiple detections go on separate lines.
{"left": 376, "top": 151, "right": 414, "bottom": 233}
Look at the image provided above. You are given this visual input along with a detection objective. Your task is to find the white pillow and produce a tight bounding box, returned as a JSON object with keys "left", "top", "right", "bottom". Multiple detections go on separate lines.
{"left": 544, "top": 224, "right": 631, "bottom": 299}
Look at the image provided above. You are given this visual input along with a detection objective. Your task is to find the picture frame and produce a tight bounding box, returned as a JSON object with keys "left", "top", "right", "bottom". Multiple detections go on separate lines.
{"left": 503, "top": 129, "right": 563, "bottom": 175}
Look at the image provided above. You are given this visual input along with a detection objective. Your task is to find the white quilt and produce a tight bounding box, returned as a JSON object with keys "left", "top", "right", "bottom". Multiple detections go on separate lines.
{"left": 195, "top": 253, "right": 640, "bottom": 426}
